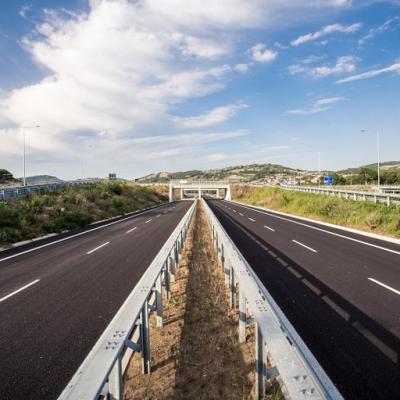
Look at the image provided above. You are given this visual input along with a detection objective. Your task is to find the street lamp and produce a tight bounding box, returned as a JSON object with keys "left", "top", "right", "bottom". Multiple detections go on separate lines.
{"left": 21, "top": 125, "right": 40, "bottom": 186}
{"left": 361, "top": 129, "right": 380, "bottom": 191}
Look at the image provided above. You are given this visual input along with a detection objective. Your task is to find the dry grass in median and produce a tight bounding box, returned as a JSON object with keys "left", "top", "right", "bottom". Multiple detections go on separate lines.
{"left": 124, "top": 201, "right": 256, "bottom": 400}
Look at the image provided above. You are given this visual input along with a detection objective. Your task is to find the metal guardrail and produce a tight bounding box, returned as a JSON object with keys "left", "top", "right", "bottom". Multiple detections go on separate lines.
{"left": 279, "top": 185, "right": 400, "bottom": 206}
{"left": 0, "top": 179, "right": 103, "bottom": 201}
{"left": 58, "top": 200, "right": 196, "bottom": 400}
{"left": 202, "top": 199, "right": 343, "bottom": 400}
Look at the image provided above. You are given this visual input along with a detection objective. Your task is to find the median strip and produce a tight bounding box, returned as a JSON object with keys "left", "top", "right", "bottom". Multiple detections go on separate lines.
{"left": 124, "top": 202, "right": 255, "bottom": 399}
{"left": 86, "top": 241, "right": 110, "bottom": 255}
{"left": 0, "top": 279, "right": 40, "bottom": 303}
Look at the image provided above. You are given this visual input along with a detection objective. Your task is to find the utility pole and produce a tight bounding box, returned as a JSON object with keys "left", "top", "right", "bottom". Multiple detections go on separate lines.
{"left": 21, "top": 125, "right": 40, "bottom": 186}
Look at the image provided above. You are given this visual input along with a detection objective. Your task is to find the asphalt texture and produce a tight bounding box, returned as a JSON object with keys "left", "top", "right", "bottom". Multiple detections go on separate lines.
{"left": 206, "top": 198, "right": 400, "bottom": 400}
{"left": 0, "top": 200, "right": 193, "bottom": 400}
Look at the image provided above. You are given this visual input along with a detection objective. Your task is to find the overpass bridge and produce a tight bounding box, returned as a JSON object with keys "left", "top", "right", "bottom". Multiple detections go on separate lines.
{"left": 168, "top": 180, "right": 231, "bottom": 201}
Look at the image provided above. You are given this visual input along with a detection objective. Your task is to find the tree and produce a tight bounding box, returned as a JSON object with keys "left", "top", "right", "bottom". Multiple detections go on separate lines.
{"left": 0, "top": 169, "right": 15, "bottom": 184}
{"left": 357, "top": 167, "right": 377, "bottom": 184}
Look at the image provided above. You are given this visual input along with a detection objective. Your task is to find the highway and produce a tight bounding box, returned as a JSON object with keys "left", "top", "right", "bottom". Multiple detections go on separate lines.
{"left": 0, "top": 200, "right": 193, "bottom": 400}
{"left": 205, "top": 198, "right": 400, "bottom": 400}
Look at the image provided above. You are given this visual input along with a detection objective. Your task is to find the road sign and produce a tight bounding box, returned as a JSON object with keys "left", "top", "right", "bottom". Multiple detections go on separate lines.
{"left": 324, "top": 176, "right": 333, "bottom": 184}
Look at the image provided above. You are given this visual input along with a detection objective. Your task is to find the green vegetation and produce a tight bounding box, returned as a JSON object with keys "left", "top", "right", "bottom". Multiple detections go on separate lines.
{"left": 0, "top": 169, "right": 18, "bottom": 185}
{"left": 233, "top": 186, "right": 400, "bottom": 238}
{"left": 0, "top": 182, "right": 167, "bottom": 247}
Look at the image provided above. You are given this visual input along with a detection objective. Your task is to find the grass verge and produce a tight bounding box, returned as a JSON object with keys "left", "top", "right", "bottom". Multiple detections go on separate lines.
{"left": 124, "top": 201, "right": 257, "bottom": 399}
{"left": 0, "top": 182, "right": 167, "bottom": 247}
{"left": 233, "top": 186, "right": 400, "bottom": 239}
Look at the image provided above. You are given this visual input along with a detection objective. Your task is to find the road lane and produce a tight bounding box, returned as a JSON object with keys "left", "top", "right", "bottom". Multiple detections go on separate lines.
{"left": 206, "top": 198, "right": 400, "bottom": 400}
{"left": 0, "top": 200, "right": 193, "bottom": 400}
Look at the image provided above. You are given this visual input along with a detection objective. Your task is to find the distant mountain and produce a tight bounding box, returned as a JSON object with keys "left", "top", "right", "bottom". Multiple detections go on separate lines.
{"left": 137, "top": 163, "right": 301, "bottom": 183}
{"left": 23, "top": 175, "right": 63, "bottom": 185}
{"left": 338, "top": 161, "right": 400, "bottom": 175}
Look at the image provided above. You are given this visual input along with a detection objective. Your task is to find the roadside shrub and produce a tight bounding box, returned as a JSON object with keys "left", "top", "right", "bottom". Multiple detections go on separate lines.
{"left": 110, "top": 182, "right": 123, "bottom": 196}
{"left": 0, "top": 227, "right": 23, "bottom": 243}
{"left": 112, "top": 198, "right": 125, "bottom": 211}
{"left": 365, "top": 212, "right": 382, "bottom": 229}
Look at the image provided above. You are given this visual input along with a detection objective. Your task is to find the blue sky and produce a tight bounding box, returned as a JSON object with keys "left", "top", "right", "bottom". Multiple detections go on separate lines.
{"left": 0, "top": 0, "right": 399, "bottom": 179}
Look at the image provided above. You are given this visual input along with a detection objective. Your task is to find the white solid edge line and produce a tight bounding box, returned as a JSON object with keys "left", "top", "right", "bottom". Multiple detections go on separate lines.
{"left": 145, "top": 219, "right": 152, "bottom": 224}
{"left": 0, "top": 279, "right": 40, "bottom": 303}
{"left": 248, "top": 217, "right": 256, "bottom": 222}
{"left": 226, "top": 201, "right": 400, "bottom": 256}
{"left": 126, "top": 227, "right": 137, "bottom": 234}
{"left": 368, "top": 278, "right": 400, "bottom": 296}
{"left": 86, "top": 241, "right": 110, "bottom": 255}
{"left": 292, "top": 240, "right": 318, "bottom": 253}
{"left": 264, "top": 225, "right": 275, "bottom": 232}
{"left": 0, "top": 203, "right": 175, "bottom": 263}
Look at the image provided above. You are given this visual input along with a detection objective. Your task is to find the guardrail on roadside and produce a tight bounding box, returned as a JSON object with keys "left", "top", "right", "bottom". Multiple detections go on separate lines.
{"left": 0, "top": 179, "right": 103, "bottom": 201}
{"left": 202, "top": 199, "right": 343, "bottom": 400}
{"left": 58, "top": 200, "right": 196, "bottom": 400}
{"left": 279, "top": 185, "right": 400, "bottom": 206}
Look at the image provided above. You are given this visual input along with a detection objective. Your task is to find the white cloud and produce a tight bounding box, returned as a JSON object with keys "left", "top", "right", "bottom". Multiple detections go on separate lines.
{"left": 358, "top": 16, "right": 400, "bottom": 47}
{"left": 289, "top": 56, "right": 358, "bottom": 77}
{"left": 0, "top": 0, "right": 357, "bottom": 177}
{"left": 336, "top": 62, "right": 400, "bottom": 84}
{"left": 19, "top": 5, "right": 31, "bottom": 18}
{"left": 288, "top": 96, "right": 345, "bottom": 114}
{"left": 173, "top": 104, "right": 247, "bottom": 129}
{"left": 234, "top": 63, "right": 250, "bottom": 73}
{"left": 250, "top": 43, "right": 278, "bottom": 63}
{"left": 291, "top": 23, "right": 362, "bottom": 46}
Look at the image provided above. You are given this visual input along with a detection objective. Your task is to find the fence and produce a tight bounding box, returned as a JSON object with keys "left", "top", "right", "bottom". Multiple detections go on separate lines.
{"left": 202, "top": 199, "right": 343, "bottom": 400}
{"left": 58, "top": 200, "right": 195, "bottom": 400}
{"left": 279, "top": 185, "right": 400, "bottom": 206}
{"left": 0, "top": 180, "right": 102, "bottom": 201}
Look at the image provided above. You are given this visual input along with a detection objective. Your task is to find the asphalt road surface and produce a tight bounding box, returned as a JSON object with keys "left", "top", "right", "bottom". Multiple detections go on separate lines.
{"left": 206, "top": 198, "right": 400, "bottom": 400}
{"left": 0, "top": 200, "right": 193, "bottom": 400}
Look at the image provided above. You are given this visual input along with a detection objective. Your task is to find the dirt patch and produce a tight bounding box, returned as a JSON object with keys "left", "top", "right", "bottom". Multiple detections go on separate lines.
{"left": 124, "top": 201, "right": 256, "bottom": 399}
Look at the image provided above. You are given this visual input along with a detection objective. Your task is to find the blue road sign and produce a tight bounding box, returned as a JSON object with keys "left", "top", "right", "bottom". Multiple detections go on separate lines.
{"left": 324, "top": 176, "right": 333, "bottom": 184}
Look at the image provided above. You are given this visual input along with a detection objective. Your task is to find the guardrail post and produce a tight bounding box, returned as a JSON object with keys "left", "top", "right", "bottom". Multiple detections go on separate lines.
{"left": 387, "top": 196, "right": 391, "bottom": 206}
{"left": 239, "top": 288, "right": 246, "bottom": 343}
{"left": 169, "top": 255, "right": 176, "bottom": 282}
{"left": 140, "top": 301, "right": 151, "bottom": 374}
{"left": 155, "top": 273, "right": 163, "bottom": 328}
{"left": 164, "top": 262, "right": 171, "bottom": 301}
{"left": 255, "top": 324, "right": 266, "bottom": 400}
{"left": 229, "top": 265, "right": 236, "bottom": 309}
{"left": 108, "top": 355, "right": 122, "bottom": 400}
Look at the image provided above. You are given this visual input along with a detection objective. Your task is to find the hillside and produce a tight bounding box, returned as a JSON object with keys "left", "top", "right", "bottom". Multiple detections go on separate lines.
{"left": 23, "top": 175, "right": 63, "bottom": 185}
{"left": 338, "top": 161, "right": 400, "bottom": 175}
{"left": 137, "top": 163, "right": 300, "bottom": 183}
{"left": 0, "top": 169, "right": 18, "bottom": 185}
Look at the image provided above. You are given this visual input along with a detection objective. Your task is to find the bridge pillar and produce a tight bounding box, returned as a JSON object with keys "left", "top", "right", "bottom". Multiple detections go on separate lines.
{"left": 169, "top": 185, "right": 175, "bottom": 202}
{"left": 198, "top": 188, "right": 202, "bottom": 199}
{"left": 180, "top": 189, "right": 183, "bottom": 199}
{"left": 225, "top": 186, "right": 231, "bottom": 201}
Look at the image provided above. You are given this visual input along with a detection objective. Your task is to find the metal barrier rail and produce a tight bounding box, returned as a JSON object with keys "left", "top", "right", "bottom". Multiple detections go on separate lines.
{"left": 58, "top": 200, "right": 196, "bottom": 400}
{"left": 0, "top": 179, "right": 103, "bottom": 201}
{"left": 202, "top": 199, "right": 343, "bottom": 400}
{"left": 279, "top": 185, "right": 400, "bottom": 206}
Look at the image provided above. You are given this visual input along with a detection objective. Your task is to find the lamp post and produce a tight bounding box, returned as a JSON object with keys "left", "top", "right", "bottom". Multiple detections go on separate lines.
{"left": 21, "top": 125, "right": 40, "bottom": 186}
{"left": 361, "top": 129, "right": 380, "bottom": 191}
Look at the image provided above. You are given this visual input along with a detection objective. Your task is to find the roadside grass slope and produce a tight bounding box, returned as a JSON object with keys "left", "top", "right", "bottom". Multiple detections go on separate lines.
{"left": 0, "top": 182, "right": 167, "bottom": 247}
{"left": 233, "top": 186, "right": 400, "bottom": 238}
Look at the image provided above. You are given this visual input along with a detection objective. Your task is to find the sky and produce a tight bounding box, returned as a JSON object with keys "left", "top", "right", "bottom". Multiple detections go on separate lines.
{"left": 0, "top": 0, "right": 399, "bottom": 180}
